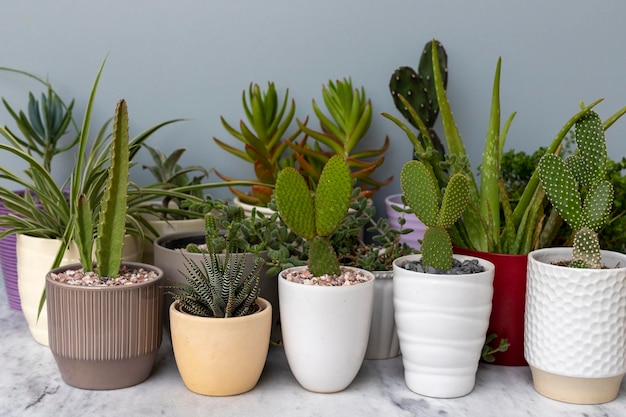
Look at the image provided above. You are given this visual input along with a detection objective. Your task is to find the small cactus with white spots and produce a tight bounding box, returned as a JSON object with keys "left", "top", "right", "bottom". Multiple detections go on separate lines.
{"left": 538, "top": 110, "right": 613, "bottom": 268}
{"left": 400, "top": 159, "right": 470, "bottom": 270}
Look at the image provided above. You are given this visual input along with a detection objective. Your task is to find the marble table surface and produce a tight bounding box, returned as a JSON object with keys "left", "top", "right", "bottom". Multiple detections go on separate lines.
{"left": 1, "top": 276, "right": 625, "bottom": 417}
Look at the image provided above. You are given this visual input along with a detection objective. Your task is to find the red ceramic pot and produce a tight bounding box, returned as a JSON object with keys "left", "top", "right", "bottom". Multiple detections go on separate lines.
{"left": 454, "top": 247, "right": 527, "bottom": 366}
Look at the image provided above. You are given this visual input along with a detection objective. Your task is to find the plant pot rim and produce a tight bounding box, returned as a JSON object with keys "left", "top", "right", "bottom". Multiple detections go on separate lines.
{"left": 46, "top": 261, "right": 164, "bottom": 291}
{"left": 528, "top": 247, "right": 626, "bottom": 270}
{"left": 393, "top": 253, "right": 495, "bottom": 277}
{"left": 170, "top": 297, "right": 271, "bottom": 322}
{"left": 279, "top": 265, "right": 375, "bottom": 291}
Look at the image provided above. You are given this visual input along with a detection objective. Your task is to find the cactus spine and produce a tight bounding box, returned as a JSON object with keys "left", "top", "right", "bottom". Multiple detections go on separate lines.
{"left": 400, "top": 159, "right": 469, "bottom": 270}
{"left": 538, "top": 110, "right": 613, "bottom": 269}
{"left": 275, "top": 155, "right": 352, "bottom": 277}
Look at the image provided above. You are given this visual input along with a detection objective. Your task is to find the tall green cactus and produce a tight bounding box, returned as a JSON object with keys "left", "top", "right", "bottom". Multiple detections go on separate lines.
{"left": 389, "top": 39, "right": 447, "bottom": 159}
{"left": 400, "top": 159, "right": 469, "bottom": 270}
{"left": 538, "top": 110, "right": 613, "bottom": 269}
{"left": 275, "top": 155, "right": 352, "bottom": 277}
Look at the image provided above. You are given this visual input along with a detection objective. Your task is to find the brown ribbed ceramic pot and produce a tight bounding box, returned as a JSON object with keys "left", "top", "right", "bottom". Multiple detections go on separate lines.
{"left": 46, "top": 262, "right": 164, "bottom": 390}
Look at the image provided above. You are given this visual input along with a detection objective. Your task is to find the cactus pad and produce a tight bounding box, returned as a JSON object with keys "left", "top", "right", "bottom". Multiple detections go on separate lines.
{"left": 538, "top": 153, "right": 583, "bottom": 229}
{"left": 315, "top": 155, "right": 352, "bottom": 237}
{"left": 275, "top": 167, "right": 316, "bottom": 240}
{"left": 437, "top": 173, "right": 470, "bottom": 229}
{"left": 572, "top": 227, "right": 601, "bottom": 268}
{"left": 421, "top": 226, "right": 453, "bottom": 271}
{"left": 400, "top": 160, "right": 439, "bottom": 227}
{"left": 308, "top": 236, "right": 341, "bottom": 277}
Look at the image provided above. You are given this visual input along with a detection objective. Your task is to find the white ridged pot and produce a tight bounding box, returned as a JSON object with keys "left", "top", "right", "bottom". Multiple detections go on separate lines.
{"left": 525, "top": 247, "right": 626, "bottom": 404}
{"left": 278, "top": 266, "right": 375, "bottom": 393}
{"left": 16, "top": 234, "right": 142, "bottom": 346}
{"left": 393, "top": 254, "right": 495, "bottom": 398}
{"left": 365, "top": 270, "right": 400, "bottom": 360}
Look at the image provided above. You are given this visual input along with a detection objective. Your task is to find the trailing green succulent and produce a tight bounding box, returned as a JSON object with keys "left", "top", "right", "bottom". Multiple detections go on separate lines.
{"left": 331, "top": 190, "right": 418, "bottom": 272}
{"left": 182, "top": 195, "right": 307, "bottom": 277}
{"left": 401, "top": 159, "right": 470, "bottom": 270}
{"left": 275, "top": 154, "right": 352, "bottom": 277}
{"left": 141, "top": 144, "right": 210, "bottom": 220}
{"left": 0, "top": 67, "right": 79, "bottom": 172}
{"left": 170, "top": 244, "right": 262, "bottom": 319}
{"left": 538, "top": 109, "right": 613, "bottom": 269}
{"left": 213, "top": 82, "right": 301, "bottom": 206}
{"left": 289, "top": 78, "right": 392, "bottom": 198}
{"left": 384, "top": 39, "right": 626, "bottom": 255}
{"left": 389, "top": 39, "right": 447, "bottom": 160}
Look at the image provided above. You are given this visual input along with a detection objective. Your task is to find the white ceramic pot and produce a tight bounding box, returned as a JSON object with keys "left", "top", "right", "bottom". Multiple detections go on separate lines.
{"left": 392, "top": 254, "right": 494, "bottom": 398}
{"left": 16, "top": 234, "right": 142, "bottom": 346}
{"left": 365, "top": 270, "right": 400, "bottom": 360}
{"left": 278, "top": 266, "right": 375, "bottom": 393}
{"left": 525, "top": 247, "right": 626, "bottom": 404}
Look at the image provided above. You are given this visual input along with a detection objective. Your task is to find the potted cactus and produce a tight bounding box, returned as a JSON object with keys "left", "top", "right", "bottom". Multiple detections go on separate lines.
{"left": 383, "top": 39, "right": 626, "bottom": 365}
{"left": 168, "top": 232, "right": 272, "bottom": 396}
{"left": 274, "top": 155, "right": 375, "bottom": 393}
{"left": 392, "top": 159, "right": 495, "bottom": 398}
{"left": 45, "top": 99, "right": 165, "bottom": 390}
{"left": 525, "top": 108, "right": 626, "bottom": 404}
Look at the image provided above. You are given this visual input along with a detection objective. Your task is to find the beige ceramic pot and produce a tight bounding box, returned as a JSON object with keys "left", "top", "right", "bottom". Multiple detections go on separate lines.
{"left": 17, "top": 234, "right": 142, "bottom": 346}
{"left": 46, "top": 262, "right": 164, "bottom": 390}
{"left": 169, "top": 298, "right": 272, "bottom": 396}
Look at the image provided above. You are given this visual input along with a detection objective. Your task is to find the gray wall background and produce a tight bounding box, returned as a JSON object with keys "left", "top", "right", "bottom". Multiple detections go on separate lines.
{"left": 1, "top": 0, "right": 624, "bottom": 216}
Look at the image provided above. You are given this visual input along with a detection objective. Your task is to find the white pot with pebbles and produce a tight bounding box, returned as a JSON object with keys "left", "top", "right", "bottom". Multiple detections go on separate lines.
{"left": 278, "top": 265, "right": 375, "bottom": 393}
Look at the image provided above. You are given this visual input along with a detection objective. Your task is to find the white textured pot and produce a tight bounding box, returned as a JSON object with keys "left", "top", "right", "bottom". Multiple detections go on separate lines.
{"left": 525, "top": 247, "right": 626, "bottom": 404}
{"left": 393, "top": 254, "right": 494, "bottom": 398}
{"left": 16, "top": 234, "right": 142, "bottom": 346}
{"left": 365, "top": 270, "right": 400, "bottom": 360}
{"left": 278, "top": 266, "right": 375, "bottom": 393}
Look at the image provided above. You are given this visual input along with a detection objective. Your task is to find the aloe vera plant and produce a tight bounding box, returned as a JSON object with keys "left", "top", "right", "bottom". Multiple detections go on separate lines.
{"left": 289, "top": 78, "right": 392, "bottom": 198}
{"left": 538, "top": 109, "right": 613, "bottom": 269}
{"left": 274, "top": 154, "right": 352, "bottom": 277}
{"left": 401, "top": 160, "right": 470, "bottom": 270}
{"left": 213, "top": 82, "right": 301, "bottom": 206}
{"left": 383, "top": 40, "right": 626, "bottom": 255}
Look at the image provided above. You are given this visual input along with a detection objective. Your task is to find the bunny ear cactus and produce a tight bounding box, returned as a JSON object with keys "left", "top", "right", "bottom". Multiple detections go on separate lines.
{"left": 275, "top": 155, "right": 352, "bottom": 277}
{"left": 538, "top": 110, "right": 613, "bottom": 269}
{"left": 401, "top": 159, "right": 469, "bottom": 270}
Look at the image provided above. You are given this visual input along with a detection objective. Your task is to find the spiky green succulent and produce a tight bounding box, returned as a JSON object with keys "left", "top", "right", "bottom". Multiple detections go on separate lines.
{"left": 400, "top": 159, "right": 469, "bottom": 270}
{"left": 538, "top": 110, "right": 613, "bottom": 269}
{"left": 213, "top": 82, "right": 301, "bottom": 206}
{"left": 275, "top": 155, "right": 352, "bottom": 277}
{"left": 171, "top": 250, "right": 262, "bottom": 318}
{"left": 288, "top": 78, "right": 391, "bottom": 198}
{"left": 389, "top": 39, "right": 447, "bottom": 159}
